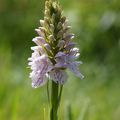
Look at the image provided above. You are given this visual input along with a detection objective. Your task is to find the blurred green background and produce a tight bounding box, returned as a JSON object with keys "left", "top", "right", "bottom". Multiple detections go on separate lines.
{"left": 0, "top": 0, "right": 120, "bottom": 120}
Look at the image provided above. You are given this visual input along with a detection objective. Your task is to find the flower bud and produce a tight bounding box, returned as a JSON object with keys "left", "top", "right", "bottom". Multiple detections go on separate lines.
{"left": 57, "top": 40, "right": 65, "bottom": 48}
{"left": 35, "top": 29, "right": 44, "bottom": 37}
{"left": 50, "top": 24, "right": 54, "bottom": 32}
{"left": 41, "top": 19, "right": 45, "bottom": 24}
{"left": 61, "top": 16, "right": 66, "bottom": 23}
{"left": 49, "top": 35, "right": 55, "bottom": 41}
{"left": 64, "top": 33, "right": 75, "bottom": 40}
{"left": 57, "top": 22, "right": 63, "bottom": 30}
{"left": 44, "top": 43, "right": 51, "bottom": 51}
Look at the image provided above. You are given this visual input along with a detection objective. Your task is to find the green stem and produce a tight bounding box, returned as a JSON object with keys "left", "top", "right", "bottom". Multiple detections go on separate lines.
{"left": 57, "top": 85, "right": 63, "bottom": 108}
{"left": 47, "top": 80, "right": 50, "bottom": 105}
{"left": 50, "top": 81, "right": 59, "bottom": 120}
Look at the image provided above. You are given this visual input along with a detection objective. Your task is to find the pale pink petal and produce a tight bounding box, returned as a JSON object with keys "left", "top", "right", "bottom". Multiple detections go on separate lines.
{"left": 35, "top": 29, "right": 44, "bottom": 37}
{"left": 49, "top": 69, "right": 68, "bottom": 84}
{"left": 55, "top": 52, "right": 66, "bottom": 58}
{"left": 69, "top": 48, "right": 80, "bottom": 60}
{"left": 57, "top": 40, "right": 65, "bottom": 48}
{"left": 30, "top": 71, "right": 47, "bottom": 88}
{"left": 34, "top": 55, "right": 53, "bottom": 73}
{"left": 55, "top": 62, "right": 67, "bottom": 68}
{"left": 31, "top": 46, "right": 45, "bottom": 55}
{"left": 44, "top": 44, "right": 51, "bottom": 51}
{"left": 64, "top": 41, "right": 76, "bottom": 50}
{"left": 32, "top": 37, "right": 46, "bottom": 46}
{"left": 64, "top": 33, "right": 75, "bottom": 40}
{"left": 55, "top": 52, "right": 67, "bottom": 64}
{"left": 68, "top": 62, "right": 84, "bottom": 79}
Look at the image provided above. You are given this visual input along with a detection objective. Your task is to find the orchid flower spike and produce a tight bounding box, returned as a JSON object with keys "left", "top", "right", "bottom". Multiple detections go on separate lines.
{"left": 28, "top": 0, "right": 84, "bottom": 88}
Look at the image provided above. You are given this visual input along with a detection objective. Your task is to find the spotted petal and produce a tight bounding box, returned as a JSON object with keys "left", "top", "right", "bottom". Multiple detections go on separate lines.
{"left": 68, "top": 61, "right": 84, "bottom": 79}
{"left": 49, "top": 69, "right": 68, "bottom": 84}
{"left": 30, "top": 71, "right": 47, "bottom": 88}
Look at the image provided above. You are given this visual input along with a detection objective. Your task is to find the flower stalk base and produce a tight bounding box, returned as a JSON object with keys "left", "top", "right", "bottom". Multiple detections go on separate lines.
{"left": 50, "top": 81, "right": 59, "bottom": 120}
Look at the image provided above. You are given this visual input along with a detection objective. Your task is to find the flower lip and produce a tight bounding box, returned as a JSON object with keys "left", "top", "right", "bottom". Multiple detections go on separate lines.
{"left": 49, "top": 68, "right": 68, "bottom": 84}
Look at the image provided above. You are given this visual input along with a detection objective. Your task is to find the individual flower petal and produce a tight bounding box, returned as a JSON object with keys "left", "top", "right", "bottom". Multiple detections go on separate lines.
{"left": 57, "top": 30, "right": 64, "bottom": 38}
{"left": 39, "top": 27, "right": 46, "bottom": 33}
{"left": 28, "top": 54, "right": 53, "bottom": 88}
{"left": 57, "top": 40, "right": 65, "bottom": 48}
{"left": 61, "top": 16, "right": 66, "bottom": 24}
{"left": 63, "top": 19, "right": 69, "bottom": 28}
{"left": 55, "top": 51, "right": 84, "bottom": 79}
{"left": 44, "top": 44, "right": 51, "bottom": 51}
{"left": 49, "top": 69, "right": 68, "bottom": 84}
{"left": 63, "top": 26, "right": 71, "bottom": 33}
{"left": 69, "top": 48, "right": 80, "bottom": 60}
{"left": 57, "top": 22, "right": 63, "bottom": 30}
{"left": 55, "top": 52, "right": 67, "bottom": 64}
{"left": 28, "top": 51, "right": 40, "bottom": 62}
{"left": 64, "top": 41, "right": 76, "bottom": 51}
{"left": 40, "top": 20, "right": 45, "bottom": 26}
{"left": 32, "top": 37, "right": 46, "bottom": 46}
{"left": 35, "top": 29, "right": 44, "bottom": 37}
{"left": 64, "top": 33, "right": 75, "bottom": 40}
{"left": 55, "top": 62, "right": 67, "bottom": 68}
{"left": 30, "top": 71, "right": 47, "bottom": 88}
{"left": 31, "top": 46, "right": 45, "bottom": 55}
{"left": 49, "top": 35, "right": 55, "bottom": 41}
{"left": 50, "top": 24, "right": 54, "bottom": 32}
{"left": 67, "top": 62, "right": 84, "bottom": 79}
{"left": 34, "top": 55, "right": 53, "bottom": 73}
